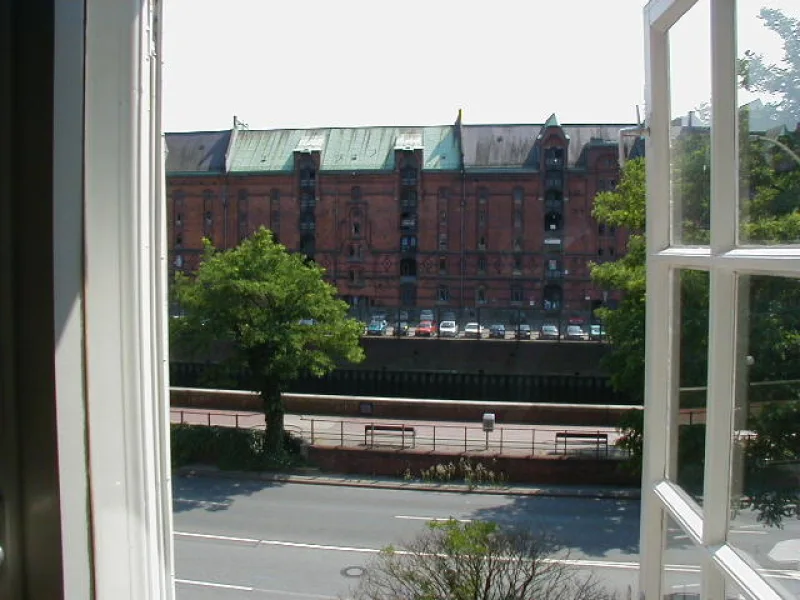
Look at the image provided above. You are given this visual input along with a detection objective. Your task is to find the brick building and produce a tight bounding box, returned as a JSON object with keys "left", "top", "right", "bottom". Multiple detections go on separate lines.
{"left": 165, "top": 112, "right": 643, "bottom": 323}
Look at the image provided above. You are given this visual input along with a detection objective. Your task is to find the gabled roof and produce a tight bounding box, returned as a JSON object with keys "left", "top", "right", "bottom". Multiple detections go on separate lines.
{"left": 164, "top": 130, "right": 231, "bottom": 173}
{"left": 543, "top": 113, "right": 561, "bottom": 128}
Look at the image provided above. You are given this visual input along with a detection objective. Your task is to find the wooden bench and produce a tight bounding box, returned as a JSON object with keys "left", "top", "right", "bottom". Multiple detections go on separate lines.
{"left": 554, "top": 431, "right": 608, "bottom": 456}
{"left": 364, "top": 424, "right": 416, "bottom": 448}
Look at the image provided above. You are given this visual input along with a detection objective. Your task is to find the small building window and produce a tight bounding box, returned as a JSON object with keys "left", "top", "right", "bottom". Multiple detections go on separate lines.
{"left": 439, "top": 257, "right": 447, "bottom": 274}
{"left": 598, "top": 247, "right": 604, "bottom": 256}
{"left": 511, "top": 286, "right": 523, "bottom": 303}
{"left": 439, "top": 209, "right": 447, "bottom": 223}
{"left": 513, "top": 254, "right": 522, "bottom": 273}
{"left": 478, "top": 236, "right": 486, "bottom": 251}
{"left": 352, "top": 221, "right": 361, "bottom": 236}
{"left": 514, "top": 208, "right": 523, "bottom": 229}
{"left": 476, "top": 286, "right": 486, "bottom": 305}
{"left": 175, "top": 233, "right": 183, "bottom": 247}
{"left": 438, "top": 234, "right": 448, "bottom": 251}
{"left": 175, "top": 213, "right": 183, "bottom": 228}
{"left": 477, "top": 256, "right": 487, "bottom": 274}
{"left": 400, "top": 257, "right": 417, "bottom": 276}
{"left": 349, "top": 244, "right": 363, "bottom": 259}
{"left": 478, "top": 187, "right": 488, "bottom": 205}
{"left": 401, "top": 235, "right": 417, "bottom": 252}
{"left": 513, "top": 187, "right": 524, "bottom": 204}
{"left": 513, "top": 237, "right": 523, "bottom": 252}
{"left": 438, "top": 286, "right": 450, "bottom": 302}
{"left": 351, "top": 186, "right": 362, "bottom": 201}
{"left": 598, "top": 223, "right": 606, "bottom": 236}
{"left": 478, "top": 208, "right": 486, "bottom": 228}
{"left": 609, "top": 247, "right": 615, "bottom": 256}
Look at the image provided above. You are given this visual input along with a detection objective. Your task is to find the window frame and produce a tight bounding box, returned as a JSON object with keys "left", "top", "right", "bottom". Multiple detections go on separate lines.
{"left": 640, "top": 1, "right": 796, "bottom": 599}
{"left": 54, "top": 0, "right": 175, "bottom": 597}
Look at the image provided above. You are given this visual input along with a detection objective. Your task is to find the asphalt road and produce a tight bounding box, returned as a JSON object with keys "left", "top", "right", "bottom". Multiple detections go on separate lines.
{"left": 172, "top": 478, "right": 800, "bottom": 599}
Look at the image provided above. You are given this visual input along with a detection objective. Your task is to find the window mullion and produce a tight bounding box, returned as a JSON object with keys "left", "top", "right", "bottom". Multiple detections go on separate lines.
{"left": 640, "top": 8, "right": 672, "bottom": 598}
{"left": 702, "top": 1, "right": 738, "bottom": 596}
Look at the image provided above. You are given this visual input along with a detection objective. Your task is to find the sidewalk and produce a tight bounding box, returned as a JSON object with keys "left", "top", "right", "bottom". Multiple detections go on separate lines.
{"left": 170, "top": 407, "right": 627, "bottom": 459}
{"left": 176, "top": 465, "right": 641, "bottom": 500}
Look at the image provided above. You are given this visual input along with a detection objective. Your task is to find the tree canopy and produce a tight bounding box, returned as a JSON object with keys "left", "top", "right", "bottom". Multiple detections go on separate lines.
{"left": 591, "top": 7, "right": 800, "bottom": 524}
{"left": 172, "top": 227, "right": 365, "bottom": 453}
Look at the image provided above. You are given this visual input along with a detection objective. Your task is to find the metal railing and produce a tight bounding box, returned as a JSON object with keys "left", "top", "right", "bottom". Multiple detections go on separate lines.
{"left": 170, "top": 409, "right": 628, "bottom": 459}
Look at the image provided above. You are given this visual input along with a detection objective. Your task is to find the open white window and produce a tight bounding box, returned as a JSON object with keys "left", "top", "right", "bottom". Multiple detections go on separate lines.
{"left": 641, "top": 1, "right": 799, "bottom": 598}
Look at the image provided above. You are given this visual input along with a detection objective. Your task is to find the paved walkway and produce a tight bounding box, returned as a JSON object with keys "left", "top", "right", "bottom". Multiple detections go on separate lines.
{"left": 170, "top": 407, "right": 627, "bottom": 459}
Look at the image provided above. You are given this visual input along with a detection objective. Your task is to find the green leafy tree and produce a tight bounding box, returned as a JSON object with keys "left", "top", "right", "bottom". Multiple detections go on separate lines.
{"left": 173, "top": 227, "right": 365, "bottom": 455}
{"left": 739, "top": 8, "right": 800, "bottom": 128}
{"left": 350, "top": 519, "right": 616, "bottom": 600}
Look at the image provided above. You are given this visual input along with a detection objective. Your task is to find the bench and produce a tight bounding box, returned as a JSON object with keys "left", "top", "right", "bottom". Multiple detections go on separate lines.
{"left": 554, "top": 431, "right": 608, "bottom": 456}
{"left": 364, "top": 424, "right": 416, "bottom": 448}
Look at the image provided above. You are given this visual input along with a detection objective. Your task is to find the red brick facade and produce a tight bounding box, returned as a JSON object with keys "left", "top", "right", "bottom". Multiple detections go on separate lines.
{"left": 166, "top": 117, "right": 638, "bottom": 322}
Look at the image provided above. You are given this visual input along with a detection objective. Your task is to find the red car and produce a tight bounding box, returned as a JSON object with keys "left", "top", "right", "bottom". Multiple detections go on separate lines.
{"left": 415, "top": 320, "right": 436, "bottom": 337}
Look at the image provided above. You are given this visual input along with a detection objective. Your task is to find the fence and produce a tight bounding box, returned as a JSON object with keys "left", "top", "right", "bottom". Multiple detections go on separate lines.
{"left": 170, "top": 408, "right": 628, "bottom": 459}
{"left": 169, "top": 363, "right": 631, "bottom": 405}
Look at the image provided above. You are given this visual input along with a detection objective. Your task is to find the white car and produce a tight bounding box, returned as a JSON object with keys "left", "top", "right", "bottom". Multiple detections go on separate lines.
{"left": 464, "top": 322, "right": 482, "bottom": 338}
{"left": 439, "top": 320, "right": 458, "bottom": 337}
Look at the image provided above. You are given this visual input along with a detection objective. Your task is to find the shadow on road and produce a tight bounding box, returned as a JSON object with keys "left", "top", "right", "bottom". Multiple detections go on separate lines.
{"left": 468, "top": 494, "right": 642, "bottom": 557}
{"left": 172, "top": 474, "right": 285, "bottom": 514}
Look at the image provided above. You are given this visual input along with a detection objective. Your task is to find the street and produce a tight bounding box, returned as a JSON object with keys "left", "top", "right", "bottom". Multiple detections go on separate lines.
{"left": 172, "top": 477, "right": 800, "bottom": 598}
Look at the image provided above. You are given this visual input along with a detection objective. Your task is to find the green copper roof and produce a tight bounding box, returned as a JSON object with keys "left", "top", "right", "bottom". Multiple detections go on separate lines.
{"left": 422, "top": 126, "right": 460, "bottom": 170}
{"left": 226, "top": 126, "right": 460, "bottom": 173}
{"left": 544, "top": 113, "right": 561, "bottom": 128}
{"left": 227, "top": 129, "right": 307, "bottom": 173}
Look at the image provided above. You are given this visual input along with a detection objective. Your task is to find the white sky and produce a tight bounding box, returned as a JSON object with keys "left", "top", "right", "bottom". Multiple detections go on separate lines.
{"left": 161, "top": 0, "right": 797, "bottom": 132}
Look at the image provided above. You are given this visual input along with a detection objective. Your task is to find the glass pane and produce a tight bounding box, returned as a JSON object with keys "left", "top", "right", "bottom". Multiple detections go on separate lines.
{"left": 738, "top": 2, "right": 800, "bottom": 245}
{"left": 664, "top": 516, "right": 702, "bottom": 599}
{"left": 669, "top": 0, "right": 712, "bottom": 246}
{"left": 675, "top": 270, "right": 710, "bottom": 497}
{"left": 729, "top": 275, "right": 800, "bottom": 599}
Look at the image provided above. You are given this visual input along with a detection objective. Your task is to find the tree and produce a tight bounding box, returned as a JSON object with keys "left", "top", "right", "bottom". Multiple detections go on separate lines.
{"left": 590, "top": 11, "right": 800, "bottom": 519}
{"left": 738, "top": 8, "right": 800, "bottom": 129}
{"left": 350, "top": 519, "right": 617, "bottom": 600}
{"left": 173, "top": 227, "right": 365, "bottom": 454}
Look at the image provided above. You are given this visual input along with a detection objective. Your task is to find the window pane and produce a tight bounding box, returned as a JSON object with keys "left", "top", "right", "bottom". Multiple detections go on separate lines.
{"left": 737, "top": 1, "right": 800, "bottom": 245}
{"left": 676, "top": 270, "right": 710, "bottom": 497}
{"left": 664, "top": 516, "right": 702, "bottom": 598}
{"left": 669, "top": 0, "right": 712, "bottom": 245}
{"left": 728, "top": 275, "right": 800, "bottom": 598}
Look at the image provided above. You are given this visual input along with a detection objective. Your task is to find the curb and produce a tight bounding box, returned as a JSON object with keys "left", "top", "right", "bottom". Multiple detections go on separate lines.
{"left": 175, "top": 466, "right": 641, "bottom": 501}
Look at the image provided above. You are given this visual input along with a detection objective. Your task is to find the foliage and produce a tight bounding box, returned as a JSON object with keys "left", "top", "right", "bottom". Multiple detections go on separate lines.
{"left": 595, "top": 8, "right": 800, "bottom": 526}
{"left": 402, "top": 458, "right": 507, "bottom": 489}
{"left": 170, "top": 424, "right": 307, "bottom": 471}
{"left": 350, "top": 519, "right": 617, "bottom": 600}
{"left": 738, "top": 8, "right": 800, "bottom": 128}
{"left": 172, "top": 228, "right": 365, "bottom": 455}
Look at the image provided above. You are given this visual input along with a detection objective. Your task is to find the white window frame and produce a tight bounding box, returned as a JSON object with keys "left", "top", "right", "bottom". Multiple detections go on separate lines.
{"left": 54, "top": 0, "right": 174, "bottom": 598}
{"left": 641, "top": 1, "right": 798, "bottom": 599}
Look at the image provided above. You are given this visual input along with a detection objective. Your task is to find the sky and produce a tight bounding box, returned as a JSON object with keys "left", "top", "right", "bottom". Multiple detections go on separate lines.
{"left": 161, "top": 0, "right": 797, "bottom": 133}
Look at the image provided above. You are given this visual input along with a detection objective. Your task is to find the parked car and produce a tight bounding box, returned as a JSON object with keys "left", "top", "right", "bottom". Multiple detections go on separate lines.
{"left": 540, "top": 324, "right": 560, "bottom": 340}
{"left": 438, "top": 320, "right": 458, "bottom": 338}
{"left": 394, "top": 321, "right": 410, "bottom": 336}
{"left": 366, "top": 319, "right": 388, "bottom": 336}
{"left": 419, "top": 309, "right": 435, "bottom": 322}
{"left": 515, "top": 324, "right": 532, "bottom": 339}
{"left": 589, "top": 324, "right": 606, "bottom": 341}
{"left": 488, "top": 324, "right": 506, "bottom": 339}
{"left": 416, "top": 320, "right": 436, "bottom": 337}
{"left": 565, "top": 325, "right": 585, "bottom": 341}
{"left": 464, "top": 322, "right": 482, "bottom": 339}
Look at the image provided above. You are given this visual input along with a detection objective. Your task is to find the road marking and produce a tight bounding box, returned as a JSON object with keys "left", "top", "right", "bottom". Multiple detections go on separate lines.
{"left": 395, "top": 515, "right": 473, "bottom": 523}
{"left": 175, "top": 578, "right": 253, "bottom": 591}
{"left": 173, "top": 497, "right": 231, "bottom": 508}
{"left": 174, "top": 531, "right": 800, "bottom": 581}
{"left": 176, "top": 531, "right": 260, "bottom": 544}
{"left": 176, "top": 578, "right": 337, "bottom": 598}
